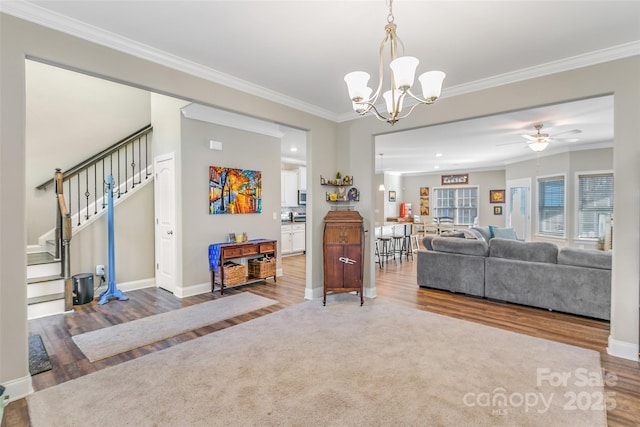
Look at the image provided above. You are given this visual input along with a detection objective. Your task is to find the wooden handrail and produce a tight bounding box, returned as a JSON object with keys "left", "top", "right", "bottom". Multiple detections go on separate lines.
{"left": 36, "top": 124, "right": 152, "bottom": 190}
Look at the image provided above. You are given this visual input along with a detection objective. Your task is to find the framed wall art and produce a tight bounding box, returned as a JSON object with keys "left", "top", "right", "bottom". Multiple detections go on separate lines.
{"left": 494, "top": 206, "right": 503, "bottom": 215}
{"left": 209, "top": 166, "right": 262, "bottom": 214}
{"left": 388, "top": 190, "right": 396, "bottom": 202}
{"left": 441, "top": 173, "right": 469, "bottom": 185}
{"left": 490, "top": 189, "right": 505, "bottom": 203}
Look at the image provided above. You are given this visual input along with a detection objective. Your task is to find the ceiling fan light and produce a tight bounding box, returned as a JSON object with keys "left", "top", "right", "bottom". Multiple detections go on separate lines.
{"left": 389, "top": 56, "right": 419, "bottom": 91}
{"left": 344, "top": 71, "right": 371, "bottom": 101}
{"left": 419, "top": 71, "right": 446, "bottom": 101}
{"left": 529, "top": 141, "right": 549, "bottom": 152}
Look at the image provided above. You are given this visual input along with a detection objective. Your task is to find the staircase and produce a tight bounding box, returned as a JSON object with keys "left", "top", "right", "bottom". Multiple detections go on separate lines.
{"left": 27, "top": 125, "right": 154, "bottom": 319}
{"left": 27, "top": 251, "right": 67, "bottom": 319}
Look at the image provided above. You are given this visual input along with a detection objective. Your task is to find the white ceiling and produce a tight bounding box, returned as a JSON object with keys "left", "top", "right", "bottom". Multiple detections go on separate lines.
{"left": 3, "top": 1, "right": 638, "bottom": 172}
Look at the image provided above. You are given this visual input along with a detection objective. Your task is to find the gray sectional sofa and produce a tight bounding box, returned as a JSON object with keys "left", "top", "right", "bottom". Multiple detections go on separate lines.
{"left": 417, "top": 234, "right": 612, "bottom": 320}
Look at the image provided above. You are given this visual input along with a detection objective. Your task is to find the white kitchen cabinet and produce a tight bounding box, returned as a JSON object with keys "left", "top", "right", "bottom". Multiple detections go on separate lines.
{"left": 281, "top": 223, "right": 306, "bottom": 255}
{"left": 298, "top": 166, "right": 307, "bottom": 191}
{"left": 291, "top": 223, "right": 306, "bottom": 253}
{"left": 281, "top": 170, "right": 298, "bottom": 207}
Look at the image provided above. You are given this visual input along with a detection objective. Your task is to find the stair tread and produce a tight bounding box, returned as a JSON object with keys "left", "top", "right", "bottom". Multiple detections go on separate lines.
{"left": 27, "top": 275, "right": 64, "bottom": 284}
{"left": 27, "top": 252, "right": 59, "bottom": 266}
{"left": 27, "top": 293, "right": 65, "bottom": 305}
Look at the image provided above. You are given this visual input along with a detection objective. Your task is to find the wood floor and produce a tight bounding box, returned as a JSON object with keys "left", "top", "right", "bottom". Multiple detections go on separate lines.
{"left": 4, "top": 254, "right": 639, "bottom": 426}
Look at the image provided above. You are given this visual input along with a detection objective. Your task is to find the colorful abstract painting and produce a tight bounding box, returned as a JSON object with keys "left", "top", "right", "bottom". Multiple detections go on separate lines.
{"left": 209, "top": 166, "right": 262, "bottom": 214}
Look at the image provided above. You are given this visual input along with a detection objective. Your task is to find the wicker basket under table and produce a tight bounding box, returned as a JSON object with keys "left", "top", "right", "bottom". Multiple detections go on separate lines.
{"left": 218, "top": 262, "right": 247, "bottom": 286}
{"left": 248, "top": 257, "right": 276, "bottom": 279}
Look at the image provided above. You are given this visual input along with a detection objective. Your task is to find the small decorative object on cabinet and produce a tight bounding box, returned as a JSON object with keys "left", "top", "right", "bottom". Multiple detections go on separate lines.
{"left": 322, "top": 210, "right": 364, "bottom": 306}
{"left": 321, "top": 174, "right": 358, "bottom": 202}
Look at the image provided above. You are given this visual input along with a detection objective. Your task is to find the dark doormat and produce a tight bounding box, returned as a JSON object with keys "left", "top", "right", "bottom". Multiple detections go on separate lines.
{"left": 29, "top": 334, "right": 52, "bottom": 375}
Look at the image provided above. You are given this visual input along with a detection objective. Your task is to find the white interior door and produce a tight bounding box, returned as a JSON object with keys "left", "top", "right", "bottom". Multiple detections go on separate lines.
{"left": 506, "top": 178, "right": 531, "bottom": 241}
{"left": 154, "top": 153, "right": 176, "bottom": 292}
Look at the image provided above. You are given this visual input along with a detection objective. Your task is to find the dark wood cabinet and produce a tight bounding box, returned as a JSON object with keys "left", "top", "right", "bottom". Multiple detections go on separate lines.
{"left": 322, "top": 210, "right": 364, "bottom": 305}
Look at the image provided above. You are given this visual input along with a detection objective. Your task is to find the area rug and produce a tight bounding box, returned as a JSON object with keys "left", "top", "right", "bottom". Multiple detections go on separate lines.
{"left": 72, "top": 292, "right": 277, "bottom": 362}
{"left": 30, "top": 297, "right": 606, "bottom": 426}
{"left": 28, "top": 335, "right": 52, "bottom": 375}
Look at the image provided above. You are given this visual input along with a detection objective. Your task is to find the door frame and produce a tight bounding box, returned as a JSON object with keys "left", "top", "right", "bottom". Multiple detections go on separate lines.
{"left": 506, "top": 178, "right": 531, "bottom": 241}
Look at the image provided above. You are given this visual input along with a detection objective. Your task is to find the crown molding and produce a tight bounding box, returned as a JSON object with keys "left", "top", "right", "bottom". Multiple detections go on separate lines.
{"left": 0, "top": 1, "right": 340, "bottom": 122}
{"left": 442, "top": 41, "right": 640, "bottom": 100}
{"left": 181, "top": 103, "right": 285, "bottom": 139}
{"left": 337, "top": 41, "right": 640, "bottom": 123}
{"left": 3, "top": 2, "right": 638, "bottom": 124}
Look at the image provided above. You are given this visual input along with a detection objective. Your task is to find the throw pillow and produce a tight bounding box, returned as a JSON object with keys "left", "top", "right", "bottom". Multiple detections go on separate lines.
{"left": 492, "top": 227, "right": 519, "bottom": 240}
{"left": 464, "top": 228, "right": 486, "bottom": 242}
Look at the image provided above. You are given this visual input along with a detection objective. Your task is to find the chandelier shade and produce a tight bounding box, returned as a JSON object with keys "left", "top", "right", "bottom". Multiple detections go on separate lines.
{"left": 344, "top": 0, "right": 445, "bottom": 125}
{"left": 389, "top": 56, "right": 419, "bottom": 90}
{"left": 419, "top": 71, "right": 446, "bottom": 100}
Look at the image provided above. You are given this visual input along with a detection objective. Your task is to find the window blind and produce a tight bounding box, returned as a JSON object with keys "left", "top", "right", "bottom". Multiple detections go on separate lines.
{"left": 578, "top": 173, "right": 614, "bottom": 239}
{"left": 538, "top": 176, "right": 565, "bottom": 236}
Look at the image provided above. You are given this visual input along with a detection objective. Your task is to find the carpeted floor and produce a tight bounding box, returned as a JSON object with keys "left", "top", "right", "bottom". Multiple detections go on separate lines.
{"left": 28, "top": 296, "right": 606, "bottom": 426}
{"left": 72, "top": 292, "right": 277, "bottom": 361}
{"left": 28, "top": 335, "right": 52, "bottom": 376}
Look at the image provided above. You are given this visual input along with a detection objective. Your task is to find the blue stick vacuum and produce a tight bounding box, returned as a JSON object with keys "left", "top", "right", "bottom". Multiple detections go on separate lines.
{"left": 98, "top": 175, "right": 129, "bottom": 305}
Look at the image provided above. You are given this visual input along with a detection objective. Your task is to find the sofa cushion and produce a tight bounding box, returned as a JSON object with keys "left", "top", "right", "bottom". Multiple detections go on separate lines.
{"left": 489, "top": 226, "right": 519, "bottom": 240}
{"left": 440, "top": 231, "right": 465, "bottom": 238}
{"left": 558, "top": 247, "right": 612, "bottom": 270}
{"left": 432, "top": 237, "right": 489, "bottom": 257}
{"left": 422, "top": 235, "right": 436, "bottom": 251}
{"left": 470, "top": 226, "right": 491, "bottom": 241}
{"left": 464, "top": 228, "right": 486, "bottom": 242}
{"left": 489, "top": 238, "right": 558, "bottom": 264}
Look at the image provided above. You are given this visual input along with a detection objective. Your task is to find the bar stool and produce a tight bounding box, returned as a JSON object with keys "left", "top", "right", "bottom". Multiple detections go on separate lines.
{"left": 377, "top": 236, "right": 395, "bottom": 267}
{"left": 406, "top": 234, "right": 420, "bottom": 261}
{"left": 374, "top": 239, "right": 382, "bottom": 269}
{"left": 392, "top": 235, "right": 405, "bottom": 263}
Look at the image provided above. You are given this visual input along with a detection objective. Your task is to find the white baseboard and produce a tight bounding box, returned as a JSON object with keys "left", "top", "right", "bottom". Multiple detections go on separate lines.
{"left": 174, "top": 282, "right": 211, "bottom": 298}
{"left": 117, "top": 278, "right": 155, "bottom": 292}
{"left": 2, "top": 374, "right": 34, "bottom": 402}
{"left": 363, "top": 287, "right": 377, "bottom": 299}
{"left": 607, "top": 335, "right": 640, "bottom": 362}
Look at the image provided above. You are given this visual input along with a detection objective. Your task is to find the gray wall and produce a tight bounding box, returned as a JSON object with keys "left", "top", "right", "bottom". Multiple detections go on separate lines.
{"left": 25, "top": 60, "right": 151, "bottom": 243}
{"left": 1, "top": 12, "right": 638, "bottom": 401}
{"left": 70, "top": 182, "right": 155, "bottom": 283}
{"left": 506, "top": 147, "right": 614, "bottom": 247}
{"left": 339, "top": 56, "right": 639, "bottom": 362}
{"left": 1, "top": 13, "right": 338, "bottom": 399}
{"left": 402, "top": 170, "right": 506, "bottom": 227}
{"left": 180, "top": 117, "right": 281, "bottom": 289}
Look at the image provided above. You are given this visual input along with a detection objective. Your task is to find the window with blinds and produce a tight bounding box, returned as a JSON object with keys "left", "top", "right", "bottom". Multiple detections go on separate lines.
{"left": 578, "top": 173, "right": 614, "bottom": 239}
{"left": 433, "top": 187, "right": 478, "bottom": 225}
{"left": 538, "top": 176, "right": 565, "bottom": 237}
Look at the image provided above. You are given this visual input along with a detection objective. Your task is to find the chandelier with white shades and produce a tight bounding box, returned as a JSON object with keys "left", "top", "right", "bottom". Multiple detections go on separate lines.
{"left": 344, "top": 0, "right": 446, "bottom": 125}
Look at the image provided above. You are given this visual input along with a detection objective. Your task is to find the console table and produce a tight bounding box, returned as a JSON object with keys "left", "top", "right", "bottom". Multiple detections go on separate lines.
{"left": 208, "top": 239, "right": 277, "bottom": 294}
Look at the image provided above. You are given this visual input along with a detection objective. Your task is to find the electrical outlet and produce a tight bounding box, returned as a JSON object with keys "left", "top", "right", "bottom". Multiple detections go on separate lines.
{"left": 96, "top": 265, "right": 105, "bottom": 276}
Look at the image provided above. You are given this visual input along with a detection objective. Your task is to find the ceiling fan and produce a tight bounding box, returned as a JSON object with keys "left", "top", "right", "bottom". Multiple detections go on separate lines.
{"left": 519, "top": 124, "right": 581, "bottom": 152}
